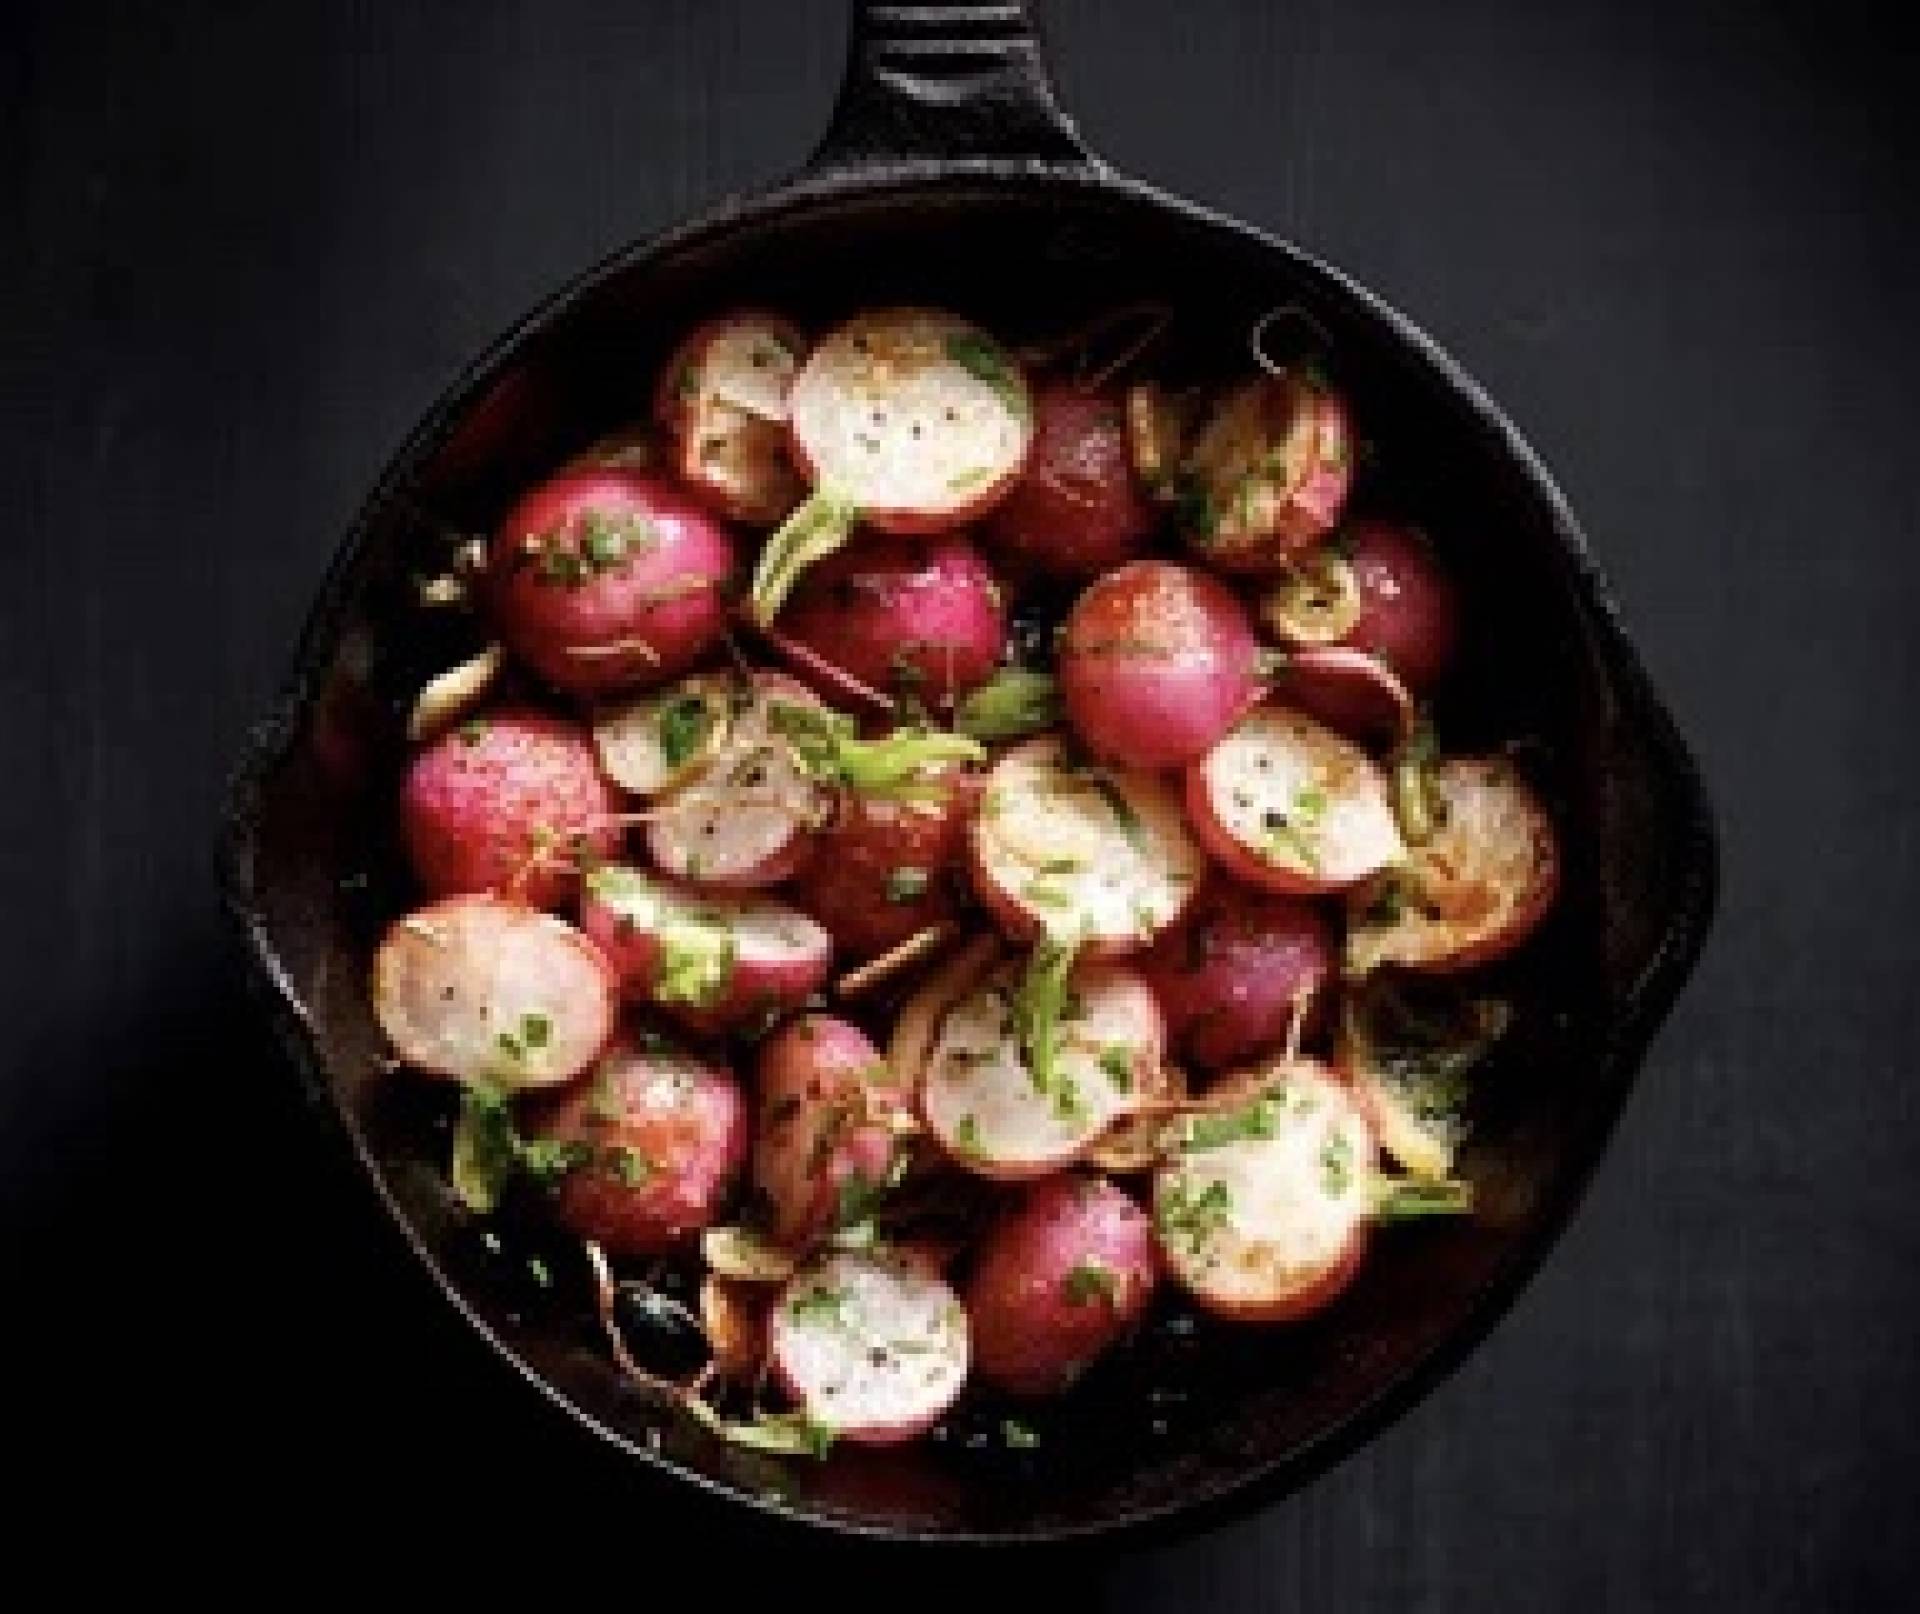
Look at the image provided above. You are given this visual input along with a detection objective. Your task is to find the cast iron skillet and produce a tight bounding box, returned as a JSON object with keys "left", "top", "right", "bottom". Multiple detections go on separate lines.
{"left": 220, "top": 0, "right": 1717, "bottom": 1545}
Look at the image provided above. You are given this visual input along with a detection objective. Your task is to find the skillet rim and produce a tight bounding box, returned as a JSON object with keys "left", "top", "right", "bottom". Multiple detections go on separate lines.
{"left": 218, "top": 157, "right": 1719, "bottom": 1547}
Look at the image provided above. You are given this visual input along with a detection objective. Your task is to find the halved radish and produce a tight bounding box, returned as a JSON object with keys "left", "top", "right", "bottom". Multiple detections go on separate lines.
{"left": 1267, "top": 644, "right": 1416, "bottom": 748}
{"left": 590, "top": 672, "right": 734, "bottom": 797}
{"left": 748, "top": 307, "right": 1033, "bottom": 621}
{"left": 644, "top": 673, "right": 826, "bottom": 888}
{"left": 1185, "top": 704, "right": 1403, "bottom": 895}
{"left": 579, "top": 863, "right": 829, "bottom": 1034}
{"left": 770, "top": 1249, "right": 970, "bottom": 1445}
{"left": 653, "top": 309, "right": 808, "bottom": 525}
{"left": 753, "top": 1015, "right": 896, "bottom": 1249}
{"left": 886, "top": 935, "right": 1004, "bottom": 1091}
{"left": 1177, "top": 371, "right": 1353, "bottom": 572}
{"left": 1339, "top": 979, "right": 1510, "bottom": 1179}
{"left": 372, "top": 896, "right": 616, "bottom": 1088}
{"left": 919, "top": 959, "right": 1163, "bottom": 1180}
{"left": 1153, "top": 1060, "right": 1376, "bottom": 1322}
{"left": 969, "top": 736, "right": 1205, "bottom": 953}
{"left": 1345, "top": 756, "right": 1559, "bottom": 974}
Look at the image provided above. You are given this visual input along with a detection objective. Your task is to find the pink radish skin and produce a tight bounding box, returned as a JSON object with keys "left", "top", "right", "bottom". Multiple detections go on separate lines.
{"left": 1058, "top": 561, "right": 1264, "bottom": 771}
{"left": 400, "top": 707, "right": 621, "bottom": 911}
{"left": 753, "top": 1015, "right": 896, "bottom": 1249}
{"left": 1336, "top": 519, "right": 1460, "bottom": 691}
{"left": 773, "top": 532, "right": 1007, "bottom": 706}
{"left": 984, "top": 383, "right": 1155, "bottom": 583}
{"left": 1136, "top": 880, "right": 1336, "bottom": 1071}
{"left": 785, "top": 307, "right": 1034, "bottom": 535}
{"left": 531, "top": 1036, "right": 747, "bottom": 1258}
{"left": 785, "top": 771, "right": 973, "bottom": 958}
{"left": 1269, "top": 644, "right": 1416, "bottom": 748}
{"left": 578, "top": 864, "right": 830, "bottom": 1036}
{"left": 966, "top": 1174, "right": 1159, "bottom": 1397}
{"left": 1185, "top": 704, "right": 1402, "bottom": 896}
{"left": 653, "top": 310, "right": 808, "bottom": 525}
{"left": 490, "top": 469, "right": 736, "bottom": 696}
{"left": 372, "top": 896, "right": 617, "bottom": 1088}
{"left": 771, "top": 1250, "right": 970, "bottom": 1444}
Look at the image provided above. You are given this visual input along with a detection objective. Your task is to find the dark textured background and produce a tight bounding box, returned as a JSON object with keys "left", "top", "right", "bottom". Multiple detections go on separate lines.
{"left": 6, "top": 0, "right": 1917, "bottom": 1602}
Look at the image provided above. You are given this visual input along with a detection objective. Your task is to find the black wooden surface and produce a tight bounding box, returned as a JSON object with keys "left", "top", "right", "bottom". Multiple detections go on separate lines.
{"left": 5, "top": 0, "right": 1917, "bottom": 1602}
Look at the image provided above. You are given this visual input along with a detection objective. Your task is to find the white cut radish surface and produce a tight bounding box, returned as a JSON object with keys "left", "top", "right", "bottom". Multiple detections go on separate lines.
{"left": 686, "top": 315, "right": 803, "bottom": 423}
{"left": 659, "top": 313, "right": 807, "bottom": 525}
{"left": 920, "top": 960, "right": 1162, "bottom": 1179}
{"left": 1154, "top": 1061, "right": 1375, "bottom": 1321}
{"left": 644, "top": 676, "right": 824, "bottom": 888}
{"left": 591, "top": 673, "right": 733, "bottom": 796}
{"left": 970, "top": 736, "right": 1205, "bottom": 948}
{"left": 371, "top": 896, "right": 614, "bottom": 1088}
{"left": 787, "top": 307, "right": 1033, "bottom": 527}
{"left": 771, "top": 1250, "right": 969, "bottom": 1444}
{"left": 589, "top": 865, "right": 828, "bottom": 980}
{"left": 1346, "top": 757, "right": 1559, "bottom": 974}
{"left": 1192, "top": 705, "right": 1402, "bottom": 892}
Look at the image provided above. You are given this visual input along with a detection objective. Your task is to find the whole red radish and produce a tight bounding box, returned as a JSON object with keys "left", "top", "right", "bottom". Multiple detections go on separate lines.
{"left": 984, "top": 383, "right": 1154, "bottom": 582}
{"left": 1057, "top": 560, "right": 1263, "bottom": 770}
{"left": 1137, "top": 880, "right": 1335, "bottom": 1071}
{"left": 531, "top": 1034, "right": 747, "bottom": 1257}
{"left": 785, "top": 771, "right": 971, "bottom": 958}
{"left": 490, "top": 468, "right": 735, "bottom": 695}
{"left": 753, "top": 1015, "right": 897, "bottom": 1249}
{"left": 774, "top": 532, "right": 1006, "bottom": 706}
{"left": 399, "top": 707, "right": 620, "bottom": 910}
{"left": 967, "top": 1174, "right": 1158, "bottom": 1397}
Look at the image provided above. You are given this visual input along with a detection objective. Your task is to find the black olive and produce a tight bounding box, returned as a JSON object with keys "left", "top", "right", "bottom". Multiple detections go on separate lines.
{"left": 613, "top": 1281, "right": 709, "bottom": 1379}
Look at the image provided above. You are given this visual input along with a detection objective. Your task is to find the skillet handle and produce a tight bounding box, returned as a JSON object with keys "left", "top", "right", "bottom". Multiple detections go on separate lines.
{"left": 807, "top": 0, "right": 1096, "bottom": 172}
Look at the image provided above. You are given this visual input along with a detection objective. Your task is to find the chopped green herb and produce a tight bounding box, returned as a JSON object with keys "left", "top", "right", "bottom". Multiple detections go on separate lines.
{"left": 1001, "top": 1418, "right": 1041, "bottom": 1450}
{"left": 956, "top": 668, "right": 1062, "bottom": 743}
{"left": 604, "top": 1144, "right": 652, "bottom": 1188}
{"left": 885, "top": 867, "right": 930, "bottom": 903}
{"left": 955, "top": 1113, "right": 984, "bottom": 1156}
{"left": 656, "top": 922, "right": 736, "bottom": 1008}
{"left": 1320, "top": 1131, "right": 1354, "bottom": 1195}
{"left": 656, "top": 691, "right": 714, "bottom": 769}
{"left": 943, "top": 331, "right": 1029, "bottom": 420}
{"left": 1097, "top": 1044, "right": 1135, "bottom": 1091}
{"left": 1372, "top": 1176, "right": 1474, "bottom": 1221}
{"left": 1088, "top": 774, "right": 1145, "bottom": 850}
{"left": 527, "top": 1256, "right": 553, "bottom": 1288}
{"left": 1157, "top": 1176, "right": 1233, "bottom": 1253}
{"left": 1012, "top": 931, "right": 1078, "bottom": 1097}
{"left": 769, "top": 702, "right": 982, "bottom": 800}
{"left": 520, "top": 1011, "right": 551, "bottom": 1049}
{"left": 946, "top": 466, "right": 994, "bottom": 492}
{"left": 788, "top": 1284, "right": 847, "bottom": 1326}
{"left": 1062, "top": 1259, "right": 1119, "bottom": 1308}
{"left": 458, "top": 718, "right": 488, "bottom": 746}
{"left": 1181, "top": 1094, "right": 1282, "bottom": 1151}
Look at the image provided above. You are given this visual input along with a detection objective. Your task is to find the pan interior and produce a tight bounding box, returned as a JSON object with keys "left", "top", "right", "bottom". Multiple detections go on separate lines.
{"left": 235, "top": 177, "right": 1703, "bottom": 1539}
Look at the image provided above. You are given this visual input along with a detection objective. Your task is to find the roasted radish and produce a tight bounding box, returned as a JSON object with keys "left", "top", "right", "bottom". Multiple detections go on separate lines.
{"left": 653, "top": 309, "right": 807, "bottom": 524}
{"left": 1177, "top": 370, "right": 1353, "bottom": 571}
{"left": 753, "top": 1015, "right": 896, "bottom": 1249}
{"left": 1186, "top": 704, "right": 1402, "bottom": 895}
{"left": 1136, "top": 880, "right": 1335, "bottom": 1071}
{"left": 589, "top": 672, "right": 733, "bottom": 797}
{"left": 772, "top": 531, "right": 1006, "bottom": 706}
{"left": 644, "top": 674, "right": 826, "bottom": 888}
{"left": 919, "top": 958, "right": 1163, "bottom": 1179}
{"left": 490, "top": 468, "right": 736, "bottom": 695}
{"left": 579, "top": 864, "right": 830, "bottom": 1034}
{"left": 984, "top": 382, "right": 1154, "bottom": 582}
{"left": 531, "top": 1034, "right": 747, "bottom": 1257}
{"left": 372, "top": 896, "right": 616, "bottom": 1087}
{"left": 969, "top": 736, "right": 1205, "bottom": 952}
{"left": 771, "top": 1249, "right": 969, "bottom": 1445}
{"left": 749, "top": 307, "right": 1033, "bottom": 620}
{"left": 1153, "top": 1060, "right": 1375, "bottom": 1322}
{"left": 400, "top": 706, "right": 621, "bottom": 910}
{"left": 1057, "top": 560, "right": 1264, "bottom": 770}
{"left": 1345, "top": 757, "right": 1559, "bottom": 974}
{"left": 966, "top": 1174, "right": 1158, "bottom": 1396}
{"left": 785, "top": 769, "right": 972, "bottom": 959}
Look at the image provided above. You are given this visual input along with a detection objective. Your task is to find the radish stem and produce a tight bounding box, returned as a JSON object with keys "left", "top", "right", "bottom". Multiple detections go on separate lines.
{"left": 748, "top": 489, "right": 859, "bottom": 624}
